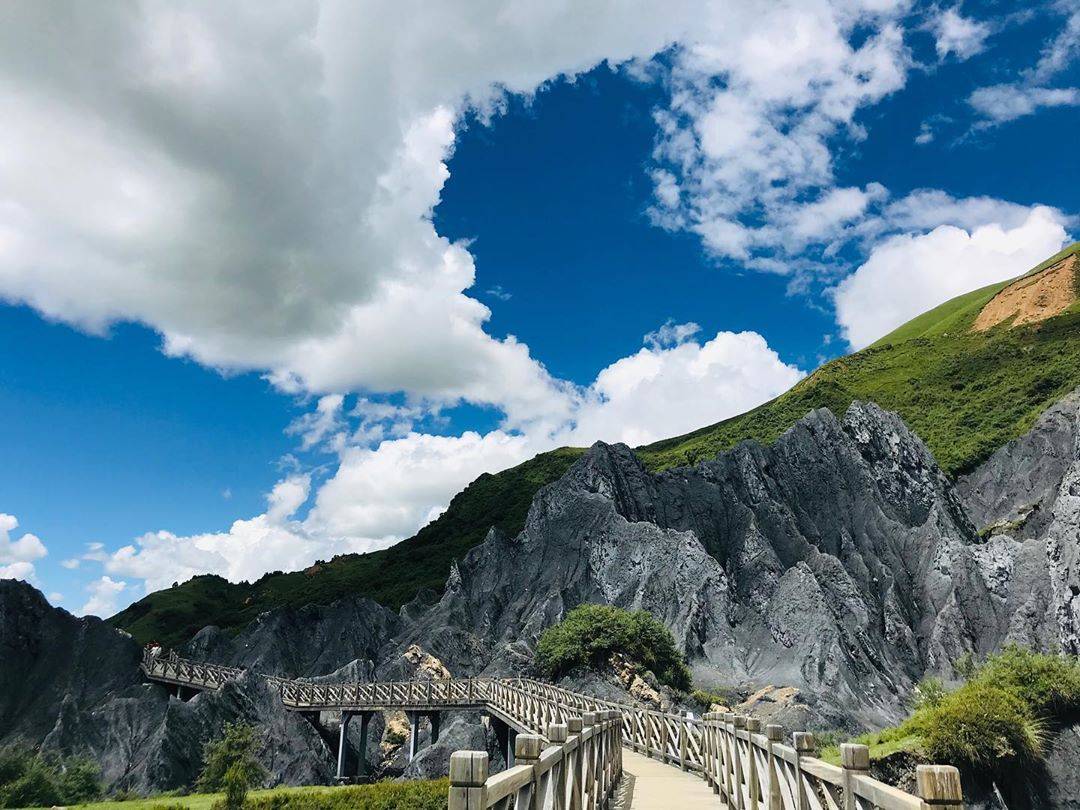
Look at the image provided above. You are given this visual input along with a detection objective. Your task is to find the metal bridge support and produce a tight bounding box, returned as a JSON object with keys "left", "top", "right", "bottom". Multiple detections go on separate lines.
{"left": 429, "top": 712, "right": 440, "bottom": 745}
{"left": 406, "top": 711, "right": 442, "bottom": 761}
{"left": 333, "top": 711, "right": 373, "bottom": 781}
{"left": 336, "top": 712, "right": 352, "bottom": 780}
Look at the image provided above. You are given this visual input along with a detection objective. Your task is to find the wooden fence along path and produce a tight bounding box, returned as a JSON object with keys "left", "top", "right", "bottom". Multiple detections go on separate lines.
{"left": 139, "top": 649, "right": 964, "bottom": 810}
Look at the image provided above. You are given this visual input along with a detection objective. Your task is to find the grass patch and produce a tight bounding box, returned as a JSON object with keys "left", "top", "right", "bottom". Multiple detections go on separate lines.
{"left": 14, "top": 781, "right": 448, "bottom": 810}
{"left": 826, "top": 646, "right": 1080, "bottom": 774}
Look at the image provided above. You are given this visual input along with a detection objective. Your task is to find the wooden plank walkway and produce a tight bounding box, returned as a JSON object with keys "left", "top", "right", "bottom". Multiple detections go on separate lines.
{"left": 622, "top": 748, "right": 720, "bottom": 809}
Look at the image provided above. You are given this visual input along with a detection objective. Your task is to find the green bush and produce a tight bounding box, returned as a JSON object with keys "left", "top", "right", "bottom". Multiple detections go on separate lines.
{"left": 977, "top": 645, "right": 1080, "bottom": 715}
{"left": 197, "top": 723, "right": 267, "bottom": 796}
{"left": 908, "top": 683, "right": 1045, "bottom": 768}
{"left": 535, "top": 604, "right": 691, "bottom": 690}
{"left": 244, "top": 780, "right": 448, "bottom": 810}
{"left": 691, "top": 688, "right": 735, "bottom": 710}
{"left": 0, "top": 746, "right": 102, "bottom": 808}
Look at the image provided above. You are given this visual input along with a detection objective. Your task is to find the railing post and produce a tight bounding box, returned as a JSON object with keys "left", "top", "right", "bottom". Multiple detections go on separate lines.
{"left": 448, "top": 750, "right": 487, "bottom": 810}
{"left": 917, "top": 765, "right": 964, "bottom": 810}
{"left": 792, "top": 732, "right": 816, "bottom": 810}
{"left": 568, "top": 717, "right": 584, "bottom": 810}
{"left": 732, "top": 715, "right": 747, "bottom": 810}
{"left": 549, "top": 723, "right": 569, "bottom": 810}
{"left": 765, "top": 724, "right": 783, "bottom": 810}
{"left": 841, "top": 744, "right": 869, "bottom": 810}
{"left": 722, "top": 713, "right": 736, "bottom": 806}
{"left": 678, "top": 714, "right": 688, "bottom": 771}
{"left": 746, "top": 718, "right": 761, "bottom": 810}
{"left": 706, "top": 713, "right": 719, "bottom": 794}
{"left": 517, "top": 734, "right": 543, "bottom": 807}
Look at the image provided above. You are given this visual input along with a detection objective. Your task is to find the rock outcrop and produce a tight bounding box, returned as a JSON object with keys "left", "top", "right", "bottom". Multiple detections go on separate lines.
{"left": 400, "top": 403, "right": 994, "bottom": 726}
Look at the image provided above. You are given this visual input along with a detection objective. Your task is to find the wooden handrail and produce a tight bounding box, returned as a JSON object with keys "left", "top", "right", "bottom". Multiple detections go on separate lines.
{"left": 139, "top": 648, "right": 963, "bottom": 808}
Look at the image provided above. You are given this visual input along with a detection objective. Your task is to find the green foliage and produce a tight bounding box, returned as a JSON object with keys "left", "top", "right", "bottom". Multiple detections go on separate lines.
{"left": 953, "top": 652, "right": 977, "bottom": 680}
{"left": 690, "top": 688, "right": 736, "bottom": 710}
{"left": 977, "top": 644, "right": 1080, "bottom": 716}
{"left": 535, "top": 604, "right": 692, "bottom": 690}
{"left": 839, "top": 646, "right": 1080, "bottom": 774}
{"left": 909, "top": 677, "right": 947, "bottom": 711}
{"left": 10, "top": 783, "right": 448, "bottom": 810}
{"left": 242, "top": 780, "right": 448, "bottom": 810}
{"left": 197, "top": 724, "right": 266, "bottom": 797}
{"left": 0, "top": 747, "right": 103, "bottom": 808}
{"left": 907, "top": 684, "right": 1045, "bottom": 768}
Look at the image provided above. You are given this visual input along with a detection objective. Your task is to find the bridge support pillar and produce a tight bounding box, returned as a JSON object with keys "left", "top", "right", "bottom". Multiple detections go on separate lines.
{"left": 408, "top": 712, "right": 421, "bottom": 761}
{"left": 429, "top": 712, "right": 440, "bottom": 745}
{"left": 490, "top": 718, "right": 517, "bottom": 768}
{"left": 356, "top": 712, "right": 372, "bottom": 779}
{"left": 336, "top": 712, "right": 352, "bottom": 781}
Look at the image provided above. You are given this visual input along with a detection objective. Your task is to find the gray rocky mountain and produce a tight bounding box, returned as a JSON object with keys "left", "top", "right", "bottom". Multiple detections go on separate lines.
{"left": 4, "top": 395, "right": 1080, "bottom": 800}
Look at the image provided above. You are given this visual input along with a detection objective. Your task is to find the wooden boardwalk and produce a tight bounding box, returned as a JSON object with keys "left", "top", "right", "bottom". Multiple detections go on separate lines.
{"left": 622, "top": 748, "right": 719, "bottom": 809}
{"left": 142, "top": 648, "right": 965, "bottom": 810}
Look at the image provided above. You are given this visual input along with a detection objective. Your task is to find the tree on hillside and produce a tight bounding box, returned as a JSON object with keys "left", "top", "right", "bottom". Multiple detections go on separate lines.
{"left": 197, "top": 723, "right": 266, "bottom": 809}
{"left": 535, "top": 603, "right": 692, "bottom": 691}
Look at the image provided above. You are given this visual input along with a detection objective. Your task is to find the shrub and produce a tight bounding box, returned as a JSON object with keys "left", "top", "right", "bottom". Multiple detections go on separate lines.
{"left": 909, "top": 676, "right": 947, "bottom": 711}
{"left": 977, "top": 645, "right": 1080, "bottom": 716}
{"left": 908, "top": 683, "right": 1045, "bottom": 768}
{"left": 535, "top": 604, "right": 692, "bottom": 690}
{"left": 197, "top": 723, "right": 267, "bottom": 796}
{"left": 0, "top": 747, "right": 102, "bottom": 808}
{"left": 244, "top": 780, "right": 448, "bottom": 810}
{"left": 691, "top": 688, "right": 735, "bottom": 710}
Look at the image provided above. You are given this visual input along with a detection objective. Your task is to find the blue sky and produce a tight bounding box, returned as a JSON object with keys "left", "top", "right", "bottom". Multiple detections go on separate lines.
{"left": 0, "top": 0, "right": 1077, "bottom": 616}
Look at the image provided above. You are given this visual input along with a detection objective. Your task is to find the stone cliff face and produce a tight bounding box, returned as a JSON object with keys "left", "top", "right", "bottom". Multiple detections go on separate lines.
{"left": 5, "top": 395, "right": 1080, "bottom": 793}
{"left": 400, "top": 402, "right": 994, "bottom": 726}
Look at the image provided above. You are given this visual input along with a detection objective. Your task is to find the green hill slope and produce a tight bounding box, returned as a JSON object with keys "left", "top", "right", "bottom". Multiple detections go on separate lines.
{"left": 113, "top": 243, "right": 1080, "bottom": 646}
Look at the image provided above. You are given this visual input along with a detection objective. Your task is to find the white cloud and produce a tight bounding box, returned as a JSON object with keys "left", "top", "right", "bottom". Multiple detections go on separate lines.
{"left": 307, "top": 430, "right": 537, "bottom": 542}
{"left": 967, "top": 1, "right": 1080, "bottom": 126}
{"left": 105, "top": 475, "right": 319, "bottom": 593}
{"left": 61, "top": 558, "right": 80, "bottom": 569}
{"left": 0, "top": 513, "right": 47, "bottom": 583}
{"left": 0, "top": 1, "right": 718, "bottom": 427}
{"left": 80, "top": 576, "right": 128, "bottom": 618}
{"left": 969, "top": 84, "right": 1080, "bottom": 123}
{"left": 833, "top": 204, "right": 1070, "bottom": 348}
{"left": 287, "top": 394, "right": 346, "bottom": 451}
{"left": 929, "top": 8, "right": 991, "bottom": 61}
{"left": 650, "top": 2, "right": 911, "bottom": 265}
{"left": 565, "top": 329, "right": 805, "bottom": 447}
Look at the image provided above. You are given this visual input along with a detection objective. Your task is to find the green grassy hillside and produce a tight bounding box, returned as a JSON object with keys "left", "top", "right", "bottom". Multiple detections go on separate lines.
{"left": 114, "top": 243, "right": 1080, "bottom": 647}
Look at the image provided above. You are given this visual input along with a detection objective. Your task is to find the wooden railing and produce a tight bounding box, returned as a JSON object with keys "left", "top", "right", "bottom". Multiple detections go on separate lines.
{"left": 139, "top": 651, "right": 962, "bottom": 808}
{"left": 449, "top": 710, "right": 623, "bottom": 810}
{"left": 140, "top": 648, "right": 243, "bottom": 690}
{"left": 277, "top": 677, "right": 495, "bottom": 710}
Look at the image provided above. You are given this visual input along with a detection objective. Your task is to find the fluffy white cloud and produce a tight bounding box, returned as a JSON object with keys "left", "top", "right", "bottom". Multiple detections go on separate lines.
{"left": 929, "top": 8, "right": 991, "bottom": 60}
{"left": 308, "top": 430, "right": 537, "bottom": 542}
{"left": 0, "top": 513, "right": 47, "bottom": 582}
{"left": 80, "top": 576, "right": 128, "bottom": 617}
{"left": 649, "top": 1, "right": 910, "bottom": 264}
{"left": 833, "top": 205, "right": 1070, "bottom": 348}
{"left": 104, "top": 475, "right": 326, "bottom": 593}
{"left": 565, "top": 329, "right": 805, "bottom": 446}
{"left": 0, "top": 1, "right": 720, "bottom": 427}
{"left": 967, "top": 1, "right": 1080, "bottom": 125}
{"left": 969, "top": 84, "right": 1080, "bottom": 123}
